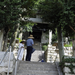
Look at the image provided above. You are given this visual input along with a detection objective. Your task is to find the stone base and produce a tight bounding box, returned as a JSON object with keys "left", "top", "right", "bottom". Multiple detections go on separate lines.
{"left": 0, "top": 72, "right": 6, "bottom": 75}
{"left": 65, "top": 73, "right": 75, "bottom": 75}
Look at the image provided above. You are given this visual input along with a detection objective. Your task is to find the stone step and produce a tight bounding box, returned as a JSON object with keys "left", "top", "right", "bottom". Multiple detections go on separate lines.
{"left": 16, "top": 61, "right": 58, "bottom": 75}
{"left": 17, "top": 70, "right": 58, "bottom": 75}
{"left": 19, "top": 61, "right": 55, "bottom": 65}
{"left": 19, "top": 61, "right": 57, "bottom": 68}
{"left": 17, "top": 73, "right": 58, "bottom": 75}
{"left": 18, "top": 66, "right": 57, "bottom": 71}
{"left": 19, "top": 64, "right": 57, "bottom": 70}
{"left": 17, "top": 69, "right": 58, "bottom": 73}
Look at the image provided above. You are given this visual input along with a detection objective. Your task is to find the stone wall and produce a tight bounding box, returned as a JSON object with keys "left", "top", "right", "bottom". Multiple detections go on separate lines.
{"left": 64, "top": 47, "right": 73, "bottom": 56}
{"left": 44, "top": 45, "right": 57, "bottom": 63}
{"left": 45, "top": 45, "right": 73, "bottom": 63}
{"left": 44, "top": 45, "right": 75, "bottom": 74}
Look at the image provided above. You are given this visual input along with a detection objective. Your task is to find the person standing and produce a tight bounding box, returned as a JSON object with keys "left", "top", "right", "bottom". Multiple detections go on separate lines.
{"left": 26, "top": 35, "right": 34, "bottom": 61}
{"left": 18, "top": 40, "right": 25, "bottom": 60}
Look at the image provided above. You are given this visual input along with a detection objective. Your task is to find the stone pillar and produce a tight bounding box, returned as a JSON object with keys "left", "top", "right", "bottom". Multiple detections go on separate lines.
{"left": 0, "top": 30, "right": 3, "bottom": 51}
{"left": 44, "top": 30, "right": 58, "bottom": 62}
{"left": 46, "top": 30, "right": 53, "bottom": 62}
{"left": 65, "top": 37, "right": 68, "bottom": 44}
{"left": 49, "top": 30, "right": 52, "bottom": 45}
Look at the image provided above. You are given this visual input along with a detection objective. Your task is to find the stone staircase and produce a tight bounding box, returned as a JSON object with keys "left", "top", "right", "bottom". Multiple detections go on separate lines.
{"left": 15, "top": 61, "right": 58, "bottom": 75}
{"left": 12, "top": 40, "right": 60, "bottom": 75}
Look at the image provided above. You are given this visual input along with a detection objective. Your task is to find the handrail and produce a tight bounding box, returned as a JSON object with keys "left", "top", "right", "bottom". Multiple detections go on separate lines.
{"left": 0, "top": 46, "right": 12, "bottom": 75}
{"left": 7, "top": 46, "right": 11, "bottom": 75}
{"left": 14, "top": 47, "right": 22, "bottom": 75}
{"left": 0, "top": 47, "right": 10, "bottom": 64}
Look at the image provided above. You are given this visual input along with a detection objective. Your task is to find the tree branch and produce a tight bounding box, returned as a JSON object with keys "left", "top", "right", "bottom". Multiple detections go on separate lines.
{"left": 69, "top": 25, "right": 75, "bottom": 33}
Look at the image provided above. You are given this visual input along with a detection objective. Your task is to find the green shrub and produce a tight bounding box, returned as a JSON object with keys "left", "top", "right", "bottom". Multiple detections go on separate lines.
{"left": 64, "top": 44, "right": 72, "bottom": 47}
{"left": 64, "top": 42, "right": 72, "bottom": 47}
{"left": 59, "top": 56, "right": 75, "bottom": 74}
{"left": 42, "top": 43, "right": 48, "bottom": 51}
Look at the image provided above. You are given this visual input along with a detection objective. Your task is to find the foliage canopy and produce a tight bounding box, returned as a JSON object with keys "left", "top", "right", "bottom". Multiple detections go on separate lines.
{"left": 38, "top": 0, "right": 75, "bottom": 37}
{"left": 0, "top": 0, "right": 38, "bottom": 32}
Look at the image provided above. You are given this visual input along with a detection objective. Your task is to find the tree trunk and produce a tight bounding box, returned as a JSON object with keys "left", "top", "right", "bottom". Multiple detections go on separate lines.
{"left": 12, "top": 31, "right": 19, "bottom": 50}
{"left": 72, "top": 40, "right": 75, "bottom": 56}
{"left": 57, "top": 26, "right": 64, "bottom": 62}
{"left": 0, "top": 30, "right": 4, "bottom": 51}
{"left": 72, "top": 35, "right": 75, "bottom": 56}
{"left": 10, "top": 24, "right": 20, "bottom": 51}
{"left": 2, "top": 26, "right": 10, "bottom": 51}
{"left": 19, "top": 27, "right": 23, "bottom": 40}
{"left": 2, "top": 28, "right": 9, "bottom": 51}
{"left": 2, "top": 34, "right": 8, "bottom": 51}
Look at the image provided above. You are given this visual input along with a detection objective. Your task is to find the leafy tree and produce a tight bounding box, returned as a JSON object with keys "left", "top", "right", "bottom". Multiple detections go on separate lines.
{"left": 38, "top": 0, "right": 75, "bottom": 62}
{"left": 0, "top": 0, "right": 21, "bottom": 30}
{"left": 0, "top": 0, "right": 22, "bottom": 51}
{"left": 0, "top": 0, "right": 38, "bottom": 51}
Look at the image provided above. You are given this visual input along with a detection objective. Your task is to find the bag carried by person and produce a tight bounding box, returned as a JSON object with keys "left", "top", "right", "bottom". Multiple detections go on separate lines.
{"left": 32, "top": 48, "right": 35, "bottom": 53}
